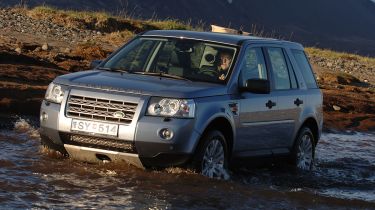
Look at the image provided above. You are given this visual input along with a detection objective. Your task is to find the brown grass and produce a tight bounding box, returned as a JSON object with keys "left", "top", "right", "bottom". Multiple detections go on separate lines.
{"left": 73, "top": 42, "right": 109, "bottom": 60}
{"left": 306, "top": 47, "right": 375, "bottom": 66}
{"left": 26, "top": 6, "right": 195, "bottom": 34}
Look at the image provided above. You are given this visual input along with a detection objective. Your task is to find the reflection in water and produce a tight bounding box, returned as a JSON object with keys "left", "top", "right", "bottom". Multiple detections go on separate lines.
{"left": 0, "top": 116, "right": 374, "bottom": 209}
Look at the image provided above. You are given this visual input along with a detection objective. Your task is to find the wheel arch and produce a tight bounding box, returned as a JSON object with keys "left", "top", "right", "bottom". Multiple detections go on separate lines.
{"left": 196, "top": 116, "right": 235, "bottom": 158}
{"left": 297, "top": 117, "right": 320, "bottom": 146}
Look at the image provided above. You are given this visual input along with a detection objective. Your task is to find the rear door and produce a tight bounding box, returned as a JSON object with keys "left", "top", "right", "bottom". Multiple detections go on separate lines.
{"left": 263, "top": 47, "right": 302, "bottom": 150}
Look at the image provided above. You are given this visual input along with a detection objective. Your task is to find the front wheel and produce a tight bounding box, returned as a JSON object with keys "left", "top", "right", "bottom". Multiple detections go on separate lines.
{"left": 192, "top": 130, "right": 229, "bottom": 179}
{"left": 292, "top": 127, "right": 315, "bottom": 170}
{"left": 40, "top": 135, "right": 68, "bottom": 156}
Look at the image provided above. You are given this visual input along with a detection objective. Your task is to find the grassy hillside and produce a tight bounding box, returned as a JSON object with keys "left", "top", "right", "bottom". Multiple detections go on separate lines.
{"left": 29, "top": 6, "right": 195, "bottom": 34}
{"left": 2, "top": 0, "right": 375, "bottom": 56}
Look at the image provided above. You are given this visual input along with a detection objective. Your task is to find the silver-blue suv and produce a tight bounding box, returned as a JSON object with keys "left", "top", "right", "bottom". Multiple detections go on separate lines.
{"left": 40, "top": 30, "right": 323, "bottom": 178}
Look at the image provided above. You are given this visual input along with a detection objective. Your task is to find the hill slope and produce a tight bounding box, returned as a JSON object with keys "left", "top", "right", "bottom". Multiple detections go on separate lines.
{"left": 1, "top": 0, "right": 375, "bottom": 56}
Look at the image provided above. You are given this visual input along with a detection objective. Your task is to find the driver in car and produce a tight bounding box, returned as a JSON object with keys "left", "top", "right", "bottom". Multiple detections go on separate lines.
{"left": 217, "top": 51, "right": 233, "bottom": 80}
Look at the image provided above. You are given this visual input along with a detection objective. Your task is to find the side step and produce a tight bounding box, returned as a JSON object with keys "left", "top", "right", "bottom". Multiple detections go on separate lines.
{"left": 64, "top": 144, "right": 144, "bottom": 169}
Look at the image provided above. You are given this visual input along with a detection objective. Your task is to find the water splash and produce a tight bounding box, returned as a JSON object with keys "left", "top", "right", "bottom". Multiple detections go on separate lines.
{"left": 13, "top": 117, "right": 40, "bottom": 140}
{"left": 99, "top": 170, "right": 118, "bottom": 176}
{"left": 164, "top": 167, "right": 195, "bottom": 175}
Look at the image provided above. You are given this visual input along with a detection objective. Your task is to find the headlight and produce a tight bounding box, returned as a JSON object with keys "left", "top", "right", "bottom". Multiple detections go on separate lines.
{"left": 147, "top": 97, "right": 195, "bottom": 118}
{"left": 45, "top": 82, "right": 65, "bottom": 104}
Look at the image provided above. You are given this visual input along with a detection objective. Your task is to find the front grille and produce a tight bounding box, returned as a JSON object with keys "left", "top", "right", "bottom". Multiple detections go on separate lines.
{"left": 61, "top": 133, "right": 137, "bottom": 153}
{"left": 66, "top": 94, "right": 137, "bottom": 124}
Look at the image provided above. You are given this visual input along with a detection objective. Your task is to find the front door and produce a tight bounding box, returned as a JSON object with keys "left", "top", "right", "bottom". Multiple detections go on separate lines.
{"left": 236, "top": 47, "right": 279, "bottom": 156}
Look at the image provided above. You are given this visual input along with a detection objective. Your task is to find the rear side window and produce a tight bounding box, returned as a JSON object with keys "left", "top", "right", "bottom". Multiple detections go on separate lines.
{"left": 292, "top": 50, "right": 318, "bottom": 89}
{"left": 267, "top": 48, "right": 291, "bottom": 90}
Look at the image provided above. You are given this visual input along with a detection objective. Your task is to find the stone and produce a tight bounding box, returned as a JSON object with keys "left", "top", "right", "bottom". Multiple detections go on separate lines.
{"left": 327, "top": 62, "right": 333, "bottom": 67}
{"left": 332, "top": 105, "right": 341, "bottom": 111}
{"left": 42, "top": 43, "right": 49, "bottom": 51}
{"left": 15, "top": 47, "right": 22, "bottom": 54}
{"left": 64, "top": 48, "right": 71, "bottom": 53}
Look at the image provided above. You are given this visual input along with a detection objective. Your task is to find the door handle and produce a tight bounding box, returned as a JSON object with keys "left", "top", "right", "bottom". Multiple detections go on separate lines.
{"left": 294, "top": 98, "right": 303, "bottom": 106}
{"left": 266, "top": 100, "right": 276, "bottom": 109}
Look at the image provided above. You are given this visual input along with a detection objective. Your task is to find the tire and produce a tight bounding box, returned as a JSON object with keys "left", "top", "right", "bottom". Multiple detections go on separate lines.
{"left": 40, "top": 135, "right": 68, "bottom": 156}
{"left": 292, "top": 127, "right": 315, "bottom": 171}
{"left": 192, "top": 130, "right": 230, "bottom": 179}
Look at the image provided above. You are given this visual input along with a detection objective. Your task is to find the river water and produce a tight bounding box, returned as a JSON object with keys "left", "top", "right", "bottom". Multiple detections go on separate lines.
{"left": 0, "top": 115, "right": 374, "bottom": 209}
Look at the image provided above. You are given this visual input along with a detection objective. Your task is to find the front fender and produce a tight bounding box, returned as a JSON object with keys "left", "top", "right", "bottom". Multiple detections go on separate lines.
{"left": 192, "top": 95, "right": 237, "bottom": 152}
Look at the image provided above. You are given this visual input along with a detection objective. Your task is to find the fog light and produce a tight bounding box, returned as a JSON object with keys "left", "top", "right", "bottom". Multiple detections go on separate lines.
{"left": 40, "top": 112, "right": 48, "bottom": 121}
{"left": 159, "top": 128, "right": 173, "bottom": 140}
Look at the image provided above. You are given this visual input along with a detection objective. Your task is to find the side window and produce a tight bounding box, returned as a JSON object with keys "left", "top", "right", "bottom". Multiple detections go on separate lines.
{"left": 239, "top": 47, "right": 267, "bottom": 86}
{"left": 267, "top": 48, "right": 291, "bottom": 90}
{"left": 292, "top": 50, "right": 318, "bottom": 89}
{"left": 284, "top": 53, "right": 298, "bottom": 89}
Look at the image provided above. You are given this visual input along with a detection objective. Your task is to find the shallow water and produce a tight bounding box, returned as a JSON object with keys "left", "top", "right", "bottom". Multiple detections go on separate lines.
{"left": 0, "top": 115, "right": 374, "bottom": 209}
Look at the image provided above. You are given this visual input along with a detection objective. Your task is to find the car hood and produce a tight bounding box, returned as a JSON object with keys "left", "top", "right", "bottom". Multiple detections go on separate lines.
{"left": 54, "top": 70, "right": 227, "bottom": 98}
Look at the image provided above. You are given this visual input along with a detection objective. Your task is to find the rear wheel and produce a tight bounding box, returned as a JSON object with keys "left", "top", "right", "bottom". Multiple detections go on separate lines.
{"left": 292, "top": 127, "right": 315, "bottom": 170}
{"left": 192, "top": 130, "right": 229, "bottom": 179}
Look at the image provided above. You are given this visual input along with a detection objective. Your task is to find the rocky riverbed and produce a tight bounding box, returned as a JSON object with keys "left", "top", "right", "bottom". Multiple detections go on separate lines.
{"left": 0, "top": 8, "right": 100, "bottom": 44}
{"left": 0, "top": 7, "right": 374, "bottom": 132}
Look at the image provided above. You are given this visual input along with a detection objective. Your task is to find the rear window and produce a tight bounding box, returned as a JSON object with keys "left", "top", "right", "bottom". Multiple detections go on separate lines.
{"left": 292, "top": 50, "right": 318, "bottom": 89}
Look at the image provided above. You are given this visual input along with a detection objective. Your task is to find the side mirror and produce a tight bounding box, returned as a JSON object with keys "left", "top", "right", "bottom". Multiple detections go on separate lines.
{"left": 90, "top": 60, "right": 102, "bottom": 69}
{"left": 241, "top": 79, "right": 270, "bottom": 94}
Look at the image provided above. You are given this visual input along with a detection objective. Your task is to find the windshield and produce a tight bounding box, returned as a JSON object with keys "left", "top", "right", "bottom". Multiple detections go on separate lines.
{"left": 102, "top": 37, "right": 237, "bottom": 83}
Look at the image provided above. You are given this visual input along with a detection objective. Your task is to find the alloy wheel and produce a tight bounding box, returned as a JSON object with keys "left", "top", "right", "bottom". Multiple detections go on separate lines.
{"left": 201, "top": 139, "right": 228, "bottom": 179}
{"left": 296, "top": 134, "right": 313, "bottom": 170}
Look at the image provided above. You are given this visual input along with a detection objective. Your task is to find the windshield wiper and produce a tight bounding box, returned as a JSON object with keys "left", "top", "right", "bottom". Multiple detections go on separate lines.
{"left": 97, "top": 67, "right": 129, "bottom": 73}
{"left": 132, "top": 71, "right": 191, "bottom": 81}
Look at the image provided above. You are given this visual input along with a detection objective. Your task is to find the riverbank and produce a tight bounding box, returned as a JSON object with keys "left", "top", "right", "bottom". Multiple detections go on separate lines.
{"left": 0, "top": 7, "right": 374, "bottom": 132}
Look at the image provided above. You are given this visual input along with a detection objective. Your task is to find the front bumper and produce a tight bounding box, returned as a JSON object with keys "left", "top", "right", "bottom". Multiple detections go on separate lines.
{"left": 40, "top": 97, "right": 201, "bottom": 168}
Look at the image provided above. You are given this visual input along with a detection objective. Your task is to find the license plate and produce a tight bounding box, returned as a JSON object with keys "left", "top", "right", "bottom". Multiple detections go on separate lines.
{"left": 71, "top": 119, "right": 118, "bottom": 136}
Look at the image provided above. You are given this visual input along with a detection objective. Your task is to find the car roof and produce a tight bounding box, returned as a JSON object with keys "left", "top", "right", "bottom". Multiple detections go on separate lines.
{"left": 141, "top": 30, "right": 302, "bottom": 48}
